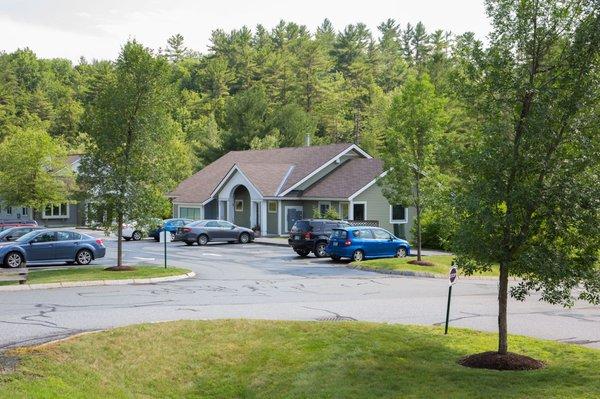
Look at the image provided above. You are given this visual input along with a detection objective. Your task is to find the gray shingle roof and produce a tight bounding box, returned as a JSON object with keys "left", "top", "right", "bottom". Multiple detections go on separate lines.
{"left": 301, "top": 158, "right": 384, "bottom": 199}
{"left": 169, "top": 143, "right": 355, "bottom": 204}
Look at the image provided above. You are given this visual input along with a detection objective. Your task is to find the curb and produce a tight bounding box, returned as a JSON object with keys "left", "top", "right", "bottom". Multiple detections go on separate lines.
{"left": 0, "top": 272, "right": 196, "bottom": 292}
{"left": 254, "top": 240, "right": 289, "bottom": 248}
{"left": 349, "top": 265, "right": 517, "bottom": 281}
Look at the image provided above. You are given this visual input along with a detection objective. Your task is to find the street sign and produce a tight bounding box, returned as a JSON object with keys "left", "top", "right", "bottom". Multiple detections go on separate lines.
{"left": 449, "top": 266, "right": 458, "bottom": 286}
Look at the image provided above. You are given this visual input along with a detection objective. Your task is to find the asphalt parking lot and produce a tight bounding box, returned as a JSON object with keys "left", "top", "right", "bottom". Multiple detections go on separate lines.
{"left": 1, "top": 232, "right": 599, "bottom": 350}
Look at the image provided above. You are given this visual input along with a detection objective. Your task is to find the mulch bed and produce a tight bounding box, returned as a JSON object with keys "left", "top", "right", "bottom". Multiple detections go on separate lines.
{"left": 458, "top": 351, "right": 545, "bottom": 371}
{"left": 104, "top": 266, "right": 137, "bottom": 271}
{"left": 407, "top": 260, "right": 436, "bottom": 266}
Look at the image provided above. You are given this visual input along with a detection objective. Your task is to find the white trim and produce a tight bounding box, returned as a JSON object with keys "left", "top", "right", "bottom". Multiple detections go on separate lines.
{"left": 274, "top": 165, "right": 295, "bottom": 196}
{"left": 267, "top": 200, "right": 278, "bottom": 213}
{"left": 178, "top": 205, "right": 203, "bottom": 219}
{"left": 277, "top": 200, "right": 282, "bottom": 235}
{"left": 172, "top": 202, "right": 204, "bottom": 207}
{"left": 348, "top": 170, "right": 388, "bottom": 200}
{"left": 352, "top": 201, "right": 367, "bottom": 221}
{"left": 278, "top": 144, "right": 372, "bottom": 197}
{"left": 284, "top": 205, "right": 304, "bottom": 232}
{"left": 42, "top": 203, "right": 70, "bottom": 219}
{"left": 318, "top": 201, "right": 331, "bottom": 214}
{"left": 264, "top": 196, "right": 347, "bottom": 201}
{"left": 210, "top": 164, "right": 264, "bottom": 198}
{"left": 235, "top": 199, "right": 244, "bottom": 212}
{"left": 389, "top": 205, "right": 408, "bottom": 224}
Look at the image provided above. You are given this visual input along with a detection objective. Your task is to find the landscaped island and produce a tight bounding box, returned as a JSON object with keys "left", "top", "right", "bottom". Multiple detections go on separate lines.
{"left": 2, "top": 320, "right": 598, "bottom": 398}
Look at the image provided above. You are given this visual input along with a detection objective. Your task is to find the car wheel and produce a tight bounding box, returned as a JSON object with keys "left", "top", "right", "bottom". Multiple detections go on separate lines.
{"left": 239, "top": 232, "right": 250, "bottom": 244}
{"left": 314, "top": 242, "right": 327, "bottom": 258}
{"left": 295, "top": 248, "right": 310, "bottom": 257}
{"left": 330, "top": 255, "right": 341, "bottom": 261}
{"left": 352, "top": 250, "right": 364, "bottom": 262}
{"left": 132, "top": 231, "right": 142, "bottom": 241}
{"left": 185, "top": 241, "right": 194, "bottom": 246}
{"left": 124, "top": 237, "right": 132, "bottom": 241}
{"left": 76, "top": 249, "right": 93, "bottom": 265}
{"left": 197, "top": 234, "right": 209, "bottom": 246}
{"left": 395, "top": 247, "right": 407, "bottom": 258}
{"left": 4, "top": 252, "right": 24, "bottom": 268}
{"left": 153, "top": 236, "right": 159, "bottom": 242}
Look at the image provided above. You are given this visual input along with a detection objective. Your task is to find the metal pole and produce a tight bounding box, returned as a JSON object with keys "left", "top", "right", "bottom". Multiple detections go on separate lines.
{"left": 164, "top": 230, "right": 167, "bottom": 269}
{"left": 444, "top": 285, "right": 452, "bottom": 334}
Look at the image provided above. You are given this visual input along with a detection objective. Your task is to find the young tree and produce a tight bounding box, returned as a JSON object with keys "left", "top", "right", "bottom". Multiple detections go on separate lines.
{"left": 381, "top": 73, "right": 447, "bottom": 261}
{"left": 0, "top": 127, "right": 72, "bottom": 213}
{"left": 79, "top": 41, "right": 192, "bottom": 269}
{"left": 454, "top": 0, "right": 600, "bottom": 360}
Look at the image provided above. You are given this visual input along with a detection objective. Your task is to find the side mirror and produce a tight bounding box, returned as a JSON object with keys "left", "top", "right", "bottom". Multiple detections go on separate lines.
{"left": 231, "top": 226, "right": 235, "bottom": 229}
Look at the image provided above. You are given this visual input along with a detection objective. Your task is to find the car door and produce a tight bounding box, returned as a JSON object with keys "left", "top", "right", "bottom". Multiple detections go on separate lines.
{"left": 372, "top": 228, "right": 394, "bottom": 257}
{"left": 203, "top": 221, "right": 221, "bottom": 240}
{"left": 25, "top": 231, "right": 57, "bottom": 262}
{"left": 54, "top": 231, "right": 81, "bottom": 260}
{"left": 218, "top": 221, "right": 238, "bottom": 240}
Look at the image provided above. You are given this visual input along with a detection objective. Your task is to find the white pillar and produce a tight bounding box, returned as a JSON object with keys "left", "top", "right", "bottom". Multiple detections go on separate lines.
{"left": 250, "top": 200, "right": 257, "bottom": 228}
{"left": 349, "top": 200, "right": 354, "bottom": 220}
{"left": 277, "top": 201, "right": 282, "bottom": 236}
{"left": 218, "top": 201, "right": 223, "bottom": 220}
{"left": 260, "top": 201, "right": 268, "bottom": 234}
{"left": 227, "top": 200, "right": 234, "bottom": 223}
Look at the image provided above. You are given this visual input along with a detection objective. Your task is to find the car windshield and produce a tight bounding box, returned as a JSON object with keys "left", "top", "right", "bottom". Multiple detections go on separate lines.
{"left": 15, "top": 230, "right": 42, "bottom": 243}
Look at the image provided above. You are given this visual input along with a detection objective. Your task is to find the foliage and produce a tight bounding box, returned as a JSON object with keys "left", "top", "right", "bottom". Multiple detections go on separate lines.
{"left": 78, "top": 41, "right": 193, "bottom": 267}
{"left": 0, "top": 127, "right": 72, "bottom": 211}
{"left": 380, "top": 73, "right": 448, "bottom": 259}
{"left": 312, "top": 206, "right": 341, "bottom": 220}
{"left": 2, "top": 320, "right": 600, "bottom": 398}
{"left": 355, "top": 255, "right": 499, "bottom": 277}
{"left": 452, "top": 0, "right": 600, "bottom": 354}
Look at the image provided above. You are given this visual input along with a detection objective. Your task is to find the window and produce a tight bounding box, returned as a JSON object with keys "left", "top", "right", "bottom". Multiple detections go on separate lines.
{"left": 235, "top": 199, "right": 244, "bottom": 212}
{"left": 373, "top": 229, "right": 392, "bottom": 240}
{"left": 57, "top": 231, "right": 82, "bottom": 241}
{"left": 268, "top": 201, "right": 278, "bottom": 214}
{"left": 32, "top": 232, "right": 56, "bottom": 243}
{"left": 352, "top": 203, "right": 366, "bottom": 221}
{"left": 318, "top": 201, "right": 331, "bottom": 215}
{"left": 331, "top": 230, "right": 347, "bottom": 239}
{"left": 43, "top": 203, "right": 69, "bottom": 219}
{"left": 352, "top": 229, "right": 373, "bottom": 239}
{"left": 179, "top": 207, "right": 201, "bottom": 220}
{"left": 5, "top": 207, "right": 12, "bottom": 215}
{"left": 205, "top": 221, "right": 219, "bottom": 228}
{"left": 218, "top": 221, "right": 234, "bottom": 228}
{"left": 339, "top": 203, "right": 349, "bottom": 220}
{"left": 21, "top": 208, "right": 28, "bottom": 216}
{"left": 390, "top": 205, "right": 407, "bottom": 223}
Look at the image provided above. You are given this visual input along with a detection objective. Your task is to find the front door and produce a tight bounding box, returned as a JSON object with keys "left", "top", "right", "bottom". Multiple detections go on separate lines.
{"left": 285, "top": 206, "right": 303, "bottom": 233}
{"left": 353, "top": 203, "right": 366, "bottom": 221}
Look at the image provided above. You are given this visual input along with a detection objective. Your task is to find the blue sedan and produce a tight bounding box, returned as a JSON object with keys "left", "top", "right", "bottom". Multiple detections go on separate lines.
{"left": 0, "top": 230, "right": 106, "bottom": 268}
{"left": 326, "top": 226, "right": 411, "bottom": 262}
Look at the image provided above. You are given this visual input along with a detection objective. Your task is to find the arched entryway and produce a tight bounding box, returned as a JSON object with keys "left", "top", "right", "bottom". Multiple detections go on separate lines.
{"left": 232, "top": 185, "right": 251, "bottom": 228}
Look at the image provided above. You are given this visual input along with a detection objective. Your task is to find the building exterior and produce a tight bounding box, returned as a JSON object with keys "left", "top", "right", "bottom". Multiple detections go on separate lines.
{"left": 169, "top": 143, "right": 415, "bottom": 239}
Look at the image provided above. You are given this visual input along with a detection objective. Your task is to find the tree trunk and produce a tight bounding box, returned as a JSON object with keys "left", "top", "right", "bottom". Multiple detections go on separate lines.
{"left": 116, "top": 212, "right": 123, "bottom": 268}
{"left": 415, "top": 174, "right": 422, "bottom": 261}
{"left": 498, "top": 261, "right": 509, "bottom": 354}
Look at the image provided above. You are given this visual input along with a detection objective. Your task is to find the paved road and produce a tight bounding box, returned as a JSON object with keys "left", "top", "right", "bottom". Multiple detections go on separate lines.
{"left": 1, "top": 237, "right": 599, "bottom": 350}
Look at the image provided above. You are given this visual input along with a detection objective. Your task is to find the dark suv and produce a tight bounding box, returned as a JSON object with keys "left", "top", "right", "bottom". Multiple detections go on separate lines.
{"left": 288, "top": 219, "right": 351, "bottom": 257}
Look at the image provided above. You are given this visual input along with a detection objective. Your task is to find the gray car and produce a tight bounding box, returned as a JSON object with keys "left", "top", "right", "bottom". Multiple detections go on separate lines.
{"left": 174, "top": 220, "right": 255, "bottom": 246}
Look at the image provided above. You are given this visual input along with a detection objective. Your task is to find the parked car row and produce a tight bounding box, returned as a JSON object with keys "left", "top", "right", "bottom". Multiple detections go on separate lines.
{"left": 0, "top": 219, "right": 38, "bottom": 231}
{"left": 0, "top": 229, "right": 106, "bottom": 268}
{"left": 289, "top": 218, "right": 410, "bottom": 261}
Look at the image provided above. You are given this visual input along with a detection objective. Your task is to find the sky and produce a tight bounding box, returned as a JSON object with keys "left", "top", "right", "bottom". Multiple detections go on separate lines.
{"left": 0, "top": 0, "right": 490, "bottom": 62}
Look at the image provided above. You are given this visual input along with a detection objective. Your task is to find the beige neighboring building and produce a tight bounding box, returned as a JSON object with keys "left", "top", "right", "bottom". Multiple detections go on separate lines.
{"left": 169, "top": 143, "right": 415, "bottom": 239}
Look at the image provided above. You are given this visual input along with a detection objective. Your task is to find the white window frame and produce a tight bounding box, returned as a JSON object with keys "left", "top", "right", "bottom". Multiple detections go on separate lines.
{"left": 5, "top": 206, "right": 11, "bottom": 215}
{"left": 179, "top": 206, "right": 202, "bottom": 220}
{"left": 267, "top": 201, "right": 278, "bottom": 214}
{"left": 22, "top": 207, "right": 28, "bottom": 216}
{"left": 352, "top": 201, "right": 367, "bottom": 221}
{"left": 235, "top": 199, "right": 244, "bottom": 212}
{"left": 390, "top": 205, "right": 407, "bottom": 224}
{"left": 318, "top": 201, "right": 331, "bottom": 215}
{"left": 339, "top": 202, "right": 350, "bottom": 220}
{"left": 43, "top": 203, "right": 69, "bottom": 219}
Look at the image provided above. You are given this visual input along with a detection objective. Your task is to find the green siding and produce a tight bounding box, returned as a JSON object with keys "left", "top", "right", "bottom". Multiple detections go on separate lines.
{"left": 354, "top": 183, "right": 415, "bottom": 242}
{"left": 233, "top": 187, "right": 251, "bottom": 228}
{"left": 266, "top": 201, "right": 278, "bottom": 235}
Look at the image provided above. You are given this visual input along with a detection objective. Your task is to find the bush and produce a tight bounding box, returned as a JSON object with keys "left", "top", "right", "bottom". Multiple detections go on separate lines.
{"left": 412, "top": 210, "right": 450, "bottom": 250}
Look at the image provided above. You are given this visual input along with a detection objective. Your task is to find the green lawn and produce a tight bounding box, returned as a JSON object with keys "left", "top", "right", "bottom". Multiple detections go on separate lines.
{"left": 0, "top": 320, "right": 598, "bottom": 398}
{"left": 354, "top": 255, "right": 500, "bottom": 277}
{"left": 0, "top": 266, "right": 191, "bottom": 286}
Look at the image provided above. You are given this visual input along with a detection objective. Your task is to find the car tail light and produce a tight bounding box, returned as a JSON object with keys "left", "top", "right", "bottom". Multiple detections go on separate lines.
{"left": 182, "top": 228, "right": 191, "bottom": 233}
{"left": 304, "top": 232, "right": 312, "bottom": 240}
{"left": 344, "top": 239, "right": 352, "bottom": 246}
{"left": 96, "top": 239, "right": 104, "bottom": 246}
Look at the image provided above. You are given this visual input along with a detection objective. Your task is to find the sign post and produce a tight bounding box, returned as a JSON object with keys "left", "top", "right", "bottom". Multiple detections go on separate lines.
{"left": 162, "top": 229, "right": 168, "bottom": 269}
{"left": 444, "top": 263, "right": 458, "bottom": 335}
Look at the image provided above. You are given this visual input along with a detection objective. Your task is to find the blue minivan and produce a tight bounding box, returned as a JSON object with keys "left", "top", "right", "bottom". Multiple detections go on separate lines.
{"left": 326, "top": 226, "right": 410, "bottom": 262}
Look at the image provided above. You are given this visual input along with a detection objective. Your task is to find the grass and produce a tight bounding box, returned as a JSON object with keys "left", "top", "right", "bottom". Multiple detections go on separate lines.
{"left": 0, "top": 265, "right": 191, "bottom": 286}
{"left": 0, "top": 320, "right": 598, "bottom": 398}
{"left": 354, "top": 255, "right": 500, "bottom": 277}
